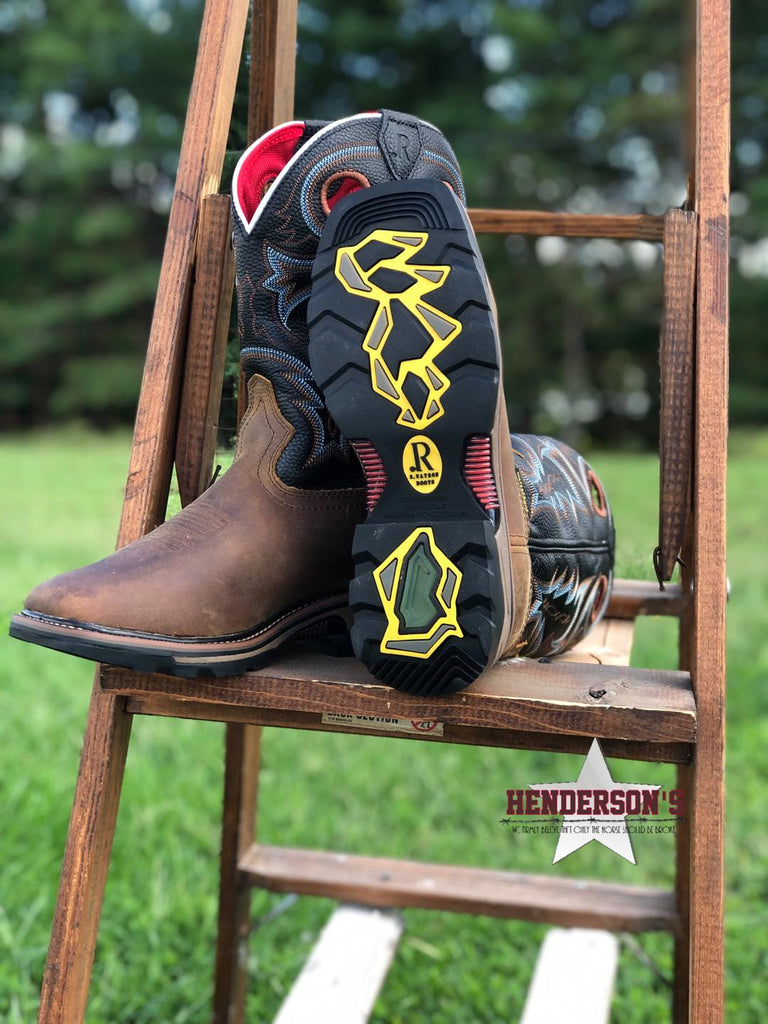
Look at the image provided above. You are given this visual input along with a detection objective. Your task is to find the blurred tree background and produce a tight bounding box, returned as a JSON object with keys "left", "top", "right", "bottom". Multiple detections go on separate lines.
{"left": 1, "top": 0, "right": 765, "bottom": 447}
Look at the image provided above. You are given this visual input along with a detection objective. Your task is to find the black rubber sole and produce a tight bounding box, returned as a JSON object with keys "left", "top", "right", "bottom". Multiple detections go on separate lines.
{"left": 307, "top": 179, "right": 507, "bottom": 695}
{"left": 9, "top": 597, "right": 350, "bottom": 679}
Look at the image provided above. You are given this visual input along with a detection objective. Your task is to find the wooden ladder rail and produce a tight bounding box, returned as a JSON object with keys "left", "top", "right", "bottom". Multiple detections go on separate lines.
{"left": 686, "top": 0, "right": 729, "bottom": 1021}
{"left": 35, "top": 0, "right": 252, "bottom": 1020}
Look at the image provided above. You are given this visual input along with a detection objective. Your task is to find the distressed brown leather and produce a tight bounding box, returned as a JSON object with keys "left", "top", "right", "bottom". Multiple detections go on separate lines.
{"left": 497, "top": 398, "right": 532, "bottom": 659}
{"left": 485, "top": 283, "right": 531, "bottom": 661}
{"left": 25, "top": 376, "right": 365, "bottom": 637}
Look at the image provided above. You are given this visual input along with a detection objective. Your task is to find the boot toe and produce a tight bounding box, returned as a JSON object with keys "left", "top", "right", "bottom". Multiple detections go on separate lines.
{"left": 24, "top": 565, "right": 112, "bottom": 626}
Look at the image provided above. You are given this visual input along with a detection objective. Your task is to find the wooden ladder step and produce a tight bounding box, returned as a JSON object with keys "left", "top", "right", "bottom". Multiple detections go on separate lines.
{"left": 104, "top": 651, "right": 696, "bottom": 747}
{"left": 239, "top": 846, "right": 678, "bottom": 934}
{"left": 107, "top": 577, "right": 693, "bottom": 766}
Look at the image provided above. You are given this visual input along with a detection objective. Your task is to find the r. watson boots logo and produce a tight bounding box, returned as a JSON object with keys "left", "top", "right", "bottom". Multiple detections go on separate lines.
{"left": 403, "top": 435, "right": 442, "bottom": 494}
{"left": 501, "top": 739, "right": 686, "bottom": 864}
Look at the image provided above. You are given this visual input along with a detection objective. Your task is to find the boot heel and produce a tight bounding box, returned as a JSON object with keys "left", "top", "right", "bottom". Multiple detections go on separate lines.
{"left": 349, "top": 520, "right": 501, "bottom": 695}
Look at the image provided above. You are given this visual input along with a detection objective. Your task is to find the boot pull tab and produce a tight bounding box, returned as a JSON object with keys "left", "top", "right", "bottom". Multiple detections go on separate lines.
{"left": 378, "top": 110, "right": 424, "bottom": 180}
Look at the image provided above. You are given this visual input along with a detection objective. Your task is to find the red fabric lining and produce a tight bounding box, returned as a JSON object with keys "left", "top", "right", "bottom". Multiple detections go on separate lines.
{"left": 236, "top": 122, "right": 305, "bottom": 222}
{"left": 326, "top": 176, "right": 365, "bottom": 210}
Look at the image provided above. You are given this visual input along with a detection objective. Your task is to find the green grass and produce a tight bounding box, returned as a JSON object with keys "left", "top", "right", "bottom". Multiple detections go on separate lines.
{"left": 1, "top": 428, "right": 765, "bottom": 1021}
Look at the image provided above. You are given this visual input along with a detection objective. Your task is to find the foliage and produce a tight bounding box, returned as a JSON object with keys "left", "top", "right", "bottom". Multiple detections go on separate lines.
{"left": 1, "top": 0, "right": 766, "bottom": 442}
{"left": 0, "top": 0, "right": 200, "bottom": 426}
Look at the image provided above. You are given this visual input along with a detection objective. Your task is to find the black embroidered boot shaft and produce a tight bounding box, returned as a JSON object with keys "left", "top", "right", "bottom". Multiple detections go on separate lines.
{"left": 231, "top": 111, "right": 466, "bottom": 490}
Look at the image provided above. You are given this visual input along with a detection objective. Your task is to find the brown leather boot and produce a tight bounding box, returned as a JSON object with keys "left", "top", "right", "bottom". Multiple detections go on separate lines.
{"left": 9, "top": 112, "right": 467, "bottom": 677}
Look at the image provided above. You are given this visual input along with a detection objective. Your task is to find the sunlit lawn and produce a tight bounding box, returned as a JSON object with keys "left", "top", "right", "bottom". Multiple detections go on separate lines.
{"left": 1, "top": 428, "right": 765, "bottom": 1021}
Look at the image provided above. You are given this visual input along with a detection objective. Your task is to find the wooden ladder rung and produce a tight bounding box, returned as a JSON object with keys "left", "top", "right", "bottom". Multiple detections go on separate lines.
{"left": 238, "top": 845, "right": 678, "bottom": 934}
{"left": 468, "top": 209, "right": 665, "bottom": 241}
{"left": 607, "top": 578, "right": 685, "bottom": 619}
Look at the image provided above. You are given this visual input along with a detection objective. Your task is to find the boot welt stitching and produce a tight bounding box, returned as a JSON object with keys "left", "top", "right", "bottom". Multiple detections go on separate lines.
{"left": 20, "top": 595, "right": 347, "bottom": 646}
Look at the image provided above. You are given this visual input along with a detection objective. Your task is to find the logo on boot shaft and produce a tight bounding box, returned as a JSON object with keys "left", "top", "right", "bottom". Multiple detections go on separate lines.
{"left": 378, "top": 110, "right": 424, "bottom": 179}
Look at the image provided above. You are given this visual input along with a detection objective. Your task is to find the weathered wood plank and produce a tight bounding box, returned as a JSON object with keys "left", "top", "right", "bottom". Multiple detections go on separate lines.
{"left": 212, "top": 723, "right": 261, "bottom": 1024}
{"left": 689, "top": 0, "right": 730, "bottom": 1019}
{"left": 248, "top": 0, "right": 298, "bottom": 143}
{"left": 101, "top": 652, "right": 696, "bottom": 746}
{"left": 468, "top": 209, "right": 665, "bottom": 240}
{"left": 116, "top": 0, "right": 250, "bottom": 548}
{"left": 37, "top": 678, "right": 133, "bottom": 1024}
{"left": 658, "top": 209, "right": 698, "bottom": 582}
{"left": 560, "top": 617, "right": 635, "bottom": 666}
{"left": 673, "top": 761, "right": 693, "bottom": 1023}
{"left": 520, "top": 928, "right": 619, "bottom": 1024}
{"left": 239, "top": 846, "right": 678, "bottom": 934}
{"left": 274, "top": 905, "right": 403, "bottom": 1024}
{"left": 175, "top": 194, "right": 234, "bottom": 507}
{"left": 124, "top": 693, "right": 693, "bottom": 765}
{"left": 607, "top": 578, "right": 685, "bottom": 619}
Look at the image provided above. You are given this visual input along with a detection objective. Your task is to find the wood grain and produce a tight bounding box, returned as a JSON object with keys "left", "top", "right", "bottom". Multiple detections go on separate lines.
{"left": 468, "top": 209, "right": 665, "bottom": 240}
{"left": 674, "top": 523, "right": 695, "bottom": 1021}
{"left": 607, "top": 578, "right": 685, "bottom": 619}
{"left": 101, "top": 652, "right": 696, "bottom": 746}
{"left": 673, "top": 762, "right": 693, "bottom": 1022}
{"left": 689, "top": 0, "right": 730, "bottom": 1019}
{"left": 658, "top": 209, "right": 698, "bottom": 582}
{"left": 239, "top": 846, "right": 679, "bottom": 934}
{"left": 125, "top": 694, "right": 693, "bottom": 765}
{"left": 563, "top": 617, "right": 635, "bottom": 666}
{"left": 248, "top": 0, "right": 298, "bottom": 142}
{"left": 37, "top": 679, "right": 133, "bottom": 1023}
{"left": 116, "top": 0, "right": 250, "bottom": 548}
{"left": 212, "top": 723, "right": 261, "bottom": 1024}
{"left": 175, "top": 195, "right": 234, "bottom": 507}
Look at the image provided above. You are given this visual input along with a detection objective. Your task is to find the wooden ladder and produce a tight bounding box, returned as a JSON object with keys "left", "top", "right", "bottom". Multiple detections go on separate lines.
{"left": 36, "top": 0, "right": 728, "bottom": 1021}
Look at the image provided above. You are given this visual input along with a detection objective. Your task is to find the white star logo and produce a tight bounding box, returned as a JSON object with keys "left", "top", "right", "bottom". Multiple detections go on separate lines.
{"left": 530, "top": 739, "right": 659, "bottom": 864}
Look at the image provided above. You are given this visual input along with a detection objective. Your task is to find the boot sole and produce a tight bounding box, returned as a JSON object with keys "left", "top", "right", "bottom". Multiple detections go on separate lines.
{"left": 9, "top": 594, "right": 350, "bottom": 679}
{"left": 308, "top": 180, "right": 513, "bottom": 696}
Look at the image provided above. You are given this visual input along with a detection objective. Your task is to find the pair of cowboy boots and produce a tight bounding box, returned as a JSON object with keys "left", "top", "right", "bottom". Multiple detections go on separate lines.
{"left": 10, "top": 111, "right": 614, "bottom": 696}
